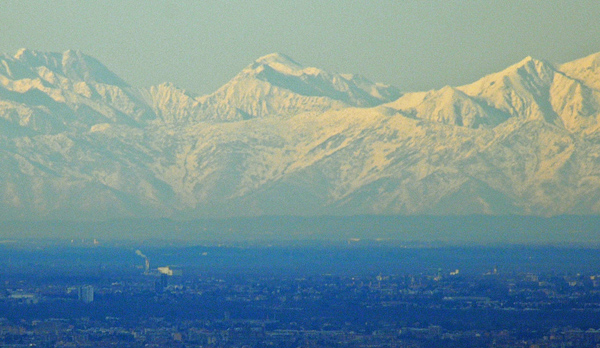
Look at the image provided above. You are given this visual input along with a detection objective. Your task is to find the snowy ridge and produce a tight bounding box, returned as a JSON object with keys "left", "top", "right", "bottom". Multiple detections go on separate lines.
{"left": 190, "top": 53, "right": 401, "bottom": 121}
{"left": 559, "top": 51, "right": 600, "bottom": 91}
{"left": 1, "top": 49, "right": 600, "bottom": 220}
{"left": 8, "top": 48, "right": 129, "bottom": 86}
{"left": 247, "top": 53, "right": 401, "bottom": 107}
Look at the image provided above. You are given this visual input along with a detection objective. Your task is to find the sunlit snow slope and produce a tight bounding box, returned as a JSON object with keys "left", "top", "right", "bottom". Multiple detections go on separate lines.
{"left": 1, "top": 49, "right": 600, "bottom": 220}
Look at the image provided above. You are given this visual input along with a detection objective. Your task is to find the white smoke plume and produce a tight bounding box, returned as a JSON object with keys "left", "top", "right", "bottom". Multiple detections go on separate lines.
{"left": 135, "top": 250, "right": 150, "bottom": 274}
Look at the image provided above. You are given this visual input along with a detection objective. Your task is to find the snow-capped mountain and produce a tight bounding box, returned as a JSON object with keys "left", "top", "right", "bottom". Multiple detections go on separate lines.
{"left": 1, "top": 49, "right": 600, "bottom": 220}
{"left": 386, "top": 56, "right": 600, "bottom": 133}
{"left": 0, "top": 49, "right": 154, "bottom": 134}
{"left": 144, "top": 53, "right": 401, "bottom": 123}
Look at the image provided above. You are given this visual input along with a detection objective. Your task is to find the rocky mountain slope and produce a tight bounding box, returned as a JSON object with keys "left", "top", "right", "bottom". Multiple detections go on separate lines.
{"left": 1, "top": 49, "right": 600, "bottom": 220}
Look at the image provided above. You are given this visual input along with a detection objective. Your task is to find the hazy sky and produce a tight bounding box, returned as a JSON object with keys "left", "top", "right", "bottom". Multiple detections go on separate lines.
{"left": 2, "top": 1, "right": 600, "bottom": 95}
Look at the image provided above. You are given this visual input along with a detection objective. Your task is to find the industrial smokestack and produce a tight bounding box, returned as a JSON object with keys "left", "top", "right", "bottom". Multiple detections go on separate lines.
{"left": 135, "top": 250, "right": 150, "bottom": 274}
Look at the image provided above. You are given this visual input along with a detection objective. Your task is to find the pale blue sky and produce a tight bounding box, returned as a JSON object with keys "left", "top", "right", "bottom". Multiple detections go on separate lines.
{"left": 2, "top": 0, "right": 599, "bottom": 95}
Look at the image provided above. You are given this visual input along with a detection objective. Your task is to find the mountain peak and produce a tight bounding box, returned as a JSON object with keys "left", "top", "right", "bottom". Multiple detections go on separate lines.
{"left": 522, "top": 55, "right": 534, "bottom": 63}
{"left": 561, "top": 51, "right": 600, "bottom": 69}
{"left": 508, "top": 55, "right": 550, "bottom": 72}
{"left": 458, "top": 54, "right": 555, "bottom": 94}
{"left": 559, "top": 51, "right": 600, "bottom": 90}
{"left": 13, "top": 48, "right": 60, "bottom": 65}
{"left": 251, "top": 53, "right": 304, "bottom": 75}
{"left": 8, "top": 48, "right": 128, "bottom": 87}
{"left": 255, "top": 52, "right": 301, "bottom": 66}
{"left": 14, "top": 47, "right": 36, "bottom": 60}
{"left": 62, "top": 49, "right": 86, "bottom": 60}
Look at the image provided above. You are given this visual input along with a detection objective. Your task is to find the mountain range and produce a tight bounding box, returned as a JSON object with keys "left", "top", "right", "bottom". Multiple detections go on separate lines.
{"left": 1, "top": 48, "right": 600, "bottom": 221}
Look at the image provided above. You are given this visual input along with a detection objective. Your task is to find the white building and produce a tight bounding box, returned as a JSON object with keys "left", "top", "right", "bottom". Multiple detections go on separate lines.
{"left": 78, "top": 285, "right": 94, "bottom": 303}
